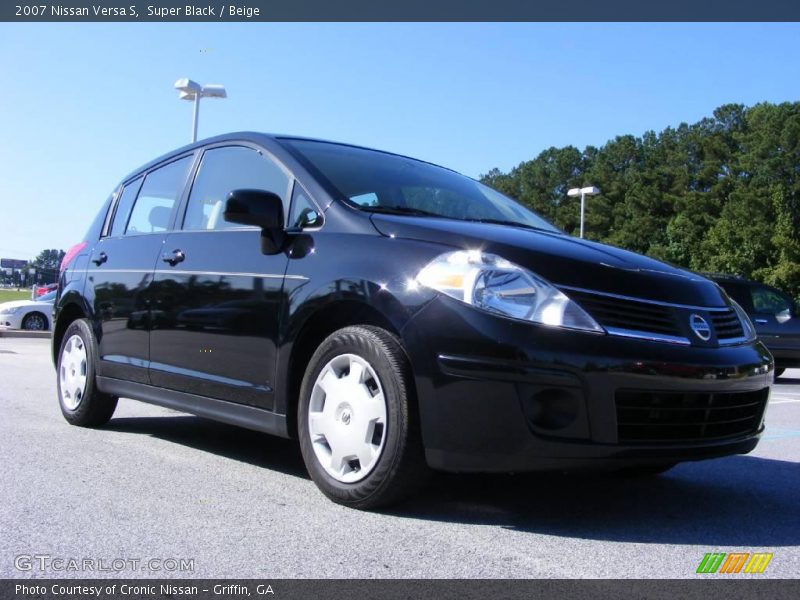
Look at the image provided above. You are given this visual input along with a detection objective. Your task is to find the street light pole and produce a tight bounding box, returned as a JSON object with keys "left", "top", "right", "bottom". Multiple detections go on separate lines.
{"left": 174, "top": 78, "right": 227, "bottom": 143}
{"left": 567, "top": 186, "right": 600, "bottom": 239}
{"left": 192, "top": 93, "right": 200, "bottom": 143}
{"left": 580, "top": 191, "right": 586, "bottom": 239}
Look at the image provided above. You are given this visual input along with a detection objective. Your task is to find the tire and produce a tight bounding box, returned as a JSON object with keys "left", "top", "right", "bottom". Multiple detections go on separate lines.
{"left": 298, "top": 325, "right": 428, "bottom": 509}
{"left": 616, "top": 462, "right": 677, "bottom": 477}
{"left": 21, "top": 311, "right": 48, "bottom": 331}
{"left": 57, "top": 319, "right": 118, "bottom": 427}
{"left": 774, "top": 368, "right": 785, "bottom": 378}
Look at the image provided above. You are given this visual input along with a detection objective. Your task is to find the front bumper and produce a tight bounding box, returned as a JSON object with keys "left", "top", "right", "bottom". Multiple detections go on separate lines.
{"left": 402, "top": 296, "right": 774, "bottom": 473}
{"left": 0, "top": 313, "right": 24, "bottom": 329}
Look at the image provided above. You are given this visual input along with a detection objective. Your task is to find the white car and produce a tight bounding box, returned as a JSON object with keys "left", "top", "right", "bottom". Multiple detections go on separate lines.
{"left": 0, "top": 291, "right": 55, "bottom": 331}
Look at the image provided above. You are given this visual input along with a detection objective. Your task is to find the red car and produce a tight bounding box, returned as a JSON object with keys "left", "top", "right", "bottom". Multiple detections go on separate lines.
{"left": 33, "top": 283, "right": 58, "bottom": 298}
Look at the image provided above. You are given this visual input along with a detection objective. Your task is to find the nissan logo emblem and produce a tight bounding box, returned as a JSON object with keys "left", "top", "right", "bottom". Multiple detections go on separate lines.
{"left": 690, "top": 314, "right": 712, "bottom": 341}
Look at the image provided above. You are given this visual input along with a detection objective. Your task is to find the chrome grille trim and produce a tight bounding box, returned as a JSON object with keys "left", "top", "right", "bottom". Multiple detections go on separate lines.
{"left": 604, "top": 327, "right": 691, "bottom": 346}
{"left": 558, "top": 285, "right": 732, "bottom": 312}
{"left": 560, "top": 285, "right": 751, "bottom": 346}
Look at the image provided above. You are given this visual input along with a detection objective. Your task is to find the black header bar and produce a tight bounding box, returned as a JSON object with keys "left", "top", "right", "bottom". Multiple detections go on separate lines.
{"left": 3, "top": 579, "right": 800, "bottom": 600}
{"left": 2, "top": 1, "right": 800, "bottom": 22}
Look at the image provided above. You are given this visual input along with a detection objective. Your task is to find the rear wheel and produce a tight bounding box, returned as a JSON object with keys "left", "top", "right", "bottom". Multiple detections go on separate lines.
{"left": 57, "top": 319, "right": 117, "bottom": 427}
{"left": 22, "top": 312, "right": 48, "bottom": 331}
{"left": 298, "top": 325, "right": 428, "bottom": 509}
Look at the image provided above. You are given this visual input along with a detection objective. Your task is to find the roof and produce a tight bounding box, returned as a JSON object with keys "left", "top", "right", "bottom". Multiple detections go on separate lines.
{"left": 117, "top": 131, "right": 455, "bottom": 186}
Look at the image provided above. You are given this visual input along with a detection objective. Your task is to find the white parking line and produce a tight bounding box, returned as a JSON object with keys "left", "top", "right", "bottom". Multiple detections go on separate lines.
{"left": 769, "top": 399, "right": 800, "bottom": 405}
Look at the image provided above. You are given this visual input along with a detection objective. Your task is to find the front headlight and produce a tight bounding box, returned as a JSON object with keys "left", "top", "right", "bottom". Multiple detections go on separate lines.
{"left": 416, "top": 250, "right": 604, "bottom": 333}
{"left": 730, "top": 299, "right": 757, "bottom": 342}
{"left": 0, "top": 306, "right": 23, "bottom": 316}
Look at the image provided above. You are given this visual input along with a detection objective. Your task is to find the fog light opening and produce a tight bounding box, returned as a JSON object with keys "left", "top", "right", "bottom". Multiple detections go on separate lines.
{"left": 523, "top": 388, "right": 580, "bottom": 431}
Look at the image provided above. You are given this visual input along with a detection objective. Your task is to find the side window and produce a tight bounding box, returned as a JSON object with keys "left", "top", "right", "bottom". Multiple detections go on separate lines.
{"left": 125, "top": 156, "right": 193, "bottom": 235}
{"left": 289, "top": 183, "right": 323, "bottom": 229}
{"left": 350, "top": 192, "right": 379, "bottom": 206}
{"left": 183, "top": 146, "right": 291, "bottom": 231}
{"left": 109, "top": 177, "right": 143, "bottom": 237}
{"left": 751, "top": 285, "right": 792, "bottom": 316}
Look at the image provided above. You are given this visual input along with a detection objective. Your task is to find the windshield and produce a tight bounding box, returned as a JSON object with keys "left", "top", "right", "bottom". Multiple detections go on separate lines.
{"left": 280, "top": 139, "right": 560, "bottom": 233}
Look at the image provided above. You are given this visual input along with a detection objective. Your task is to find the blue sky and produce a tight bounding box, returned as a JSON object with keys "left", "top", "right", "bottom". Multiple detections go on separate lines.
{"left": 1, "top": 22, "right": 800, "bottom": 260}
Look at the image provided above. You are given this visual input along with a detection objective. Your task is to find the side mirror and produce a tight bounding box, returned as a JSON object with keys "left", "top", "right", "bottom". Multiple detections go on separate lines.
{"left": 224, "top": 189, "right": 284, "bottom": 229}
{"left": 224, "top": 189, "right": 285, "bottom": 255}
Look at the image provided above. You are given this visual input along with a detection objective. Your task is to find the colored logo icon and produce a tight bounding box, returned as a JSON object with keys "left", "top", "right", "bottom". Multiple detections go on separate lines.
{"left": 696, "top": 552, "right": 773, "bottom": 574}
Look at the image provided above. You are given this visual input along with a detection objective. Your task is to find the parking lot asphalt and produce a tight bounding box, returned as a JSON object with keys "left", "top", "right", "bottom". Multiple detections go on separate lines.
{"left": 0, "top": 337, "right": 798, "bottom": 579}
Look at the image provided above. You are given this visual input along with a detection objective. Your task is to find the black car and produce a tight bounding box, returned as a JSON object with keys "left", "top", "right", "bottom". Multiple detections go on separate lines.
{"left": 708, "top": 274, "right": 799, "bottom": 378}
{"left": 53, "top": 133, "right": 774, "bottom": 508}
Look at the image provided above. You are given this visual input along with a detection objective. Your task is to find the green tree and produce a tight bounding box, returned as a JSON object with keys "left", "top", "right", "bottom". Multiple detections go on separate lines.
{"left": 30, "top": 249, "right": 66, "bottom": 271}
{"left": 480, "top": 101, "right": 800, "bottom": 299}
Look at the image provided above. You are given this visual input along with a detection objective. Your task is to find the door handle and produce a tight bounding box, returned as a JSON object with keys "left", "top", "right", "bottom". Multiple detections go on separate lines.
{"left": 91, "top": 252, "right": 108, "bottom": 266}
{"left": 754, "top": 318, "right": 768, "bottom": 324}
{"left": 161, "top": 249, "right": 185, "bottom": 266}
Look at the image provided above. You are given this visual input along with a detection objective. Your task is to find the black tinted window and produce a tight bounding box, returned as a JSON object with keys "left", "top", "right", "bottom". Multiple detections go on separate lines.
{"left": 109, "top": 177, "right": 143, "bottom": 237}
{"left": 126, "top": 156, "right": 192, "bottom": 235}
{"left": 183, "top": 146, "right": 290, "bottom": 231}
{"left": 751, "top": 285, "right": 792, "bottom": 316}
{"left": 281, "top": 139, "right": 559, "bottom": 232}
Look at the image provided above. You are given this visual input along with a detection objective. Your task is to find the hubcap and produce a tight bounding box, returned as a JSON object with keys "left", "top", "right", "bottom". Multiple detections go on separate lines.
{"left": 25, "top": 313, "right": 45, "bottom": 330}
{"left": 308, "top": 353, "right": 387, "bottom": 483}
{"left": 59, "top": 334, "right": 88, "bottom": 410}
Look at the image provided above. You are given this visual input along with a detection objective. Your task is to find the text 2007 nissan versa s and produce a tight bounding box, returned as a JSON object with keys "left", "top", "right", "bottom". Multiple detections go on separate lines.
{"left": 53, "top": 133, "right": 774, "bottom": 508}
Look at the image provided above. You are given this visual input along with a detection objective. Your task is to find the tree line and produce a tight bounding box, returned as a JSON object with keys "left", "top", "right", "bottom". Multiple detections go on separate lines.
{"left": 481, "top": 102, "right": 800, "bottom": 298}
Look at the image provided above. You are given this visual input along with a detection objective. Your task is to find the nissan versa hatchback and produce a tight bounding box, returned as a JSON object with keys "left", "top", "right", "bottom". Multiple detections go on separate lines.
{"left": 53, "top": 133, "right": 775, "bottom": 508}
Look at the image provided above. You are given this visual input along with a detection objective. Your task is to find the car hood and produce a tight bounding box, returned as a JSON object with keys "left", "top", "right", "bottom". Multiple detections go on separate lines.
{"left": 0, "top": 300, "right": 52, "bottom": 311}
{"left": 370, "top": 214, "right": 727, "bottom": 307}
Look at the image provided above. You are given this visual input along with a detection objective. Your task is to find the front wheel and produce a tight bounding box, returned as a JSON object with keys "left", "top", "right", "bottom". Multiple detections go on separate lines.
{"left": 57, "top": 319, "right": 117, "bottom": 427}
{"left": 298, "top": 325, "right": 428, "bottom": 509}
{"left": 22, "top": 312, "right": 48, "bottom": 331}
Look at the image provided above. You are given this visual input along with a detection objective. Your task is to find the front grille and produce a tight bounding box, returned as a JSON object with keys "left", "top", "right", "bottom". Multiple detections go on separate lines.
{"left": 616, "top": 389, "right": 768, "bottom": 443}
{"left": 710, "top": 309, "right": 745, "bottom": 340}
{"left": 568, "top": 290, "right": 682, "bottom": 336}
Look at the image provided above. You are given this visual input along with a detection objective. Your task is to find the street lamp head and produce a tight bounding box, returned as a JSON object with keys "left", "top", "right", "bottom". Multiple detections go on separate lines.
{"left": 567, "top": 186, "right": 600, "bottom": 197}
{"left": 175, "top": 77, "right": 227, "bottom": 143}
{"left": 174, "top": 77, "right": 201, "bottom": 95}
{"left": 200, "top": 84, "right": 227, "bottom": 99}
{"left": 569, "top": 185, "right": 600, "bottom": 238}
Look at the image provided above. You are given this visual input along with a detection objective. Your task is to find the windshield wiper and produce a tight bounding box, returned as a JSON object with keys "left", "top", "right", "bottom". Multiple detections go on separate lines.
{"left": 463, "top": 218, "right": 548, "bottom": 232}
{"left": 361, "top": 208, "right": 556, "bottom": 232}
{"left": 360, "top": 205, "right": 439, "bottom": 217}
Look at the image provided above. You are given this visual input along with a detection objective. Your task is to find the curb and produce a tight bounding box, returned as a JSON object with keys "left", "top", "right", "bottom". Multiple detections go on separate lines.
{"left": 0, "top": 330, "right": 51, "bottom": 339}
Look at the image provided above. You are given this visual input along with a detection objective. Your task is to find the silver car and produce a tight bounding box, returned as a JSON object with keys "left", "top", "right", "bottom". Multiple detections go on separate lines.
{"left": 0, "top": 291, "right": 54, "bottom": 331}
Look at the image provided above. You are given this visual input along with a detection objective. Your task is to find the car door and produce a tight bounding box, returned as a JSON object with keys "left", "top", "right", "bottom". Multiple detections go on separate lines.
{"left": 148, "top": 144, "right": 293, "bottom": 410}
{"left": 749, "top": 284, "right": 800, "bottom": 340}
{"left": 87, "top": 155, "right": 195, "bottom": 384}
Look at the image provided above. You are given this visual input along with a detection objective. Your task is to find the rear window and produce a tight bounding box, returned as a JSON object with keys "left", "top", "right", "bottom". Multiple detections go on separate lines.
{"left": 125, "top": 156, "right": 193, "bottom": 235}
{"left": 109, "top": 177, "right": 143, "bottom": 237}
